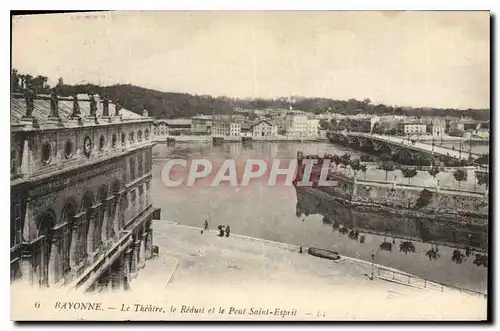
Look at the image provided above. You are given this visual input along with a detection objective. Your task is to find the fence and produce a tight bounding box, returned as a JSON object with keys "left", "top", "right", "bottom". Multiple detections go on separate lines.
{"left": 375, "top": 266, "right": 487, "bottom": 299}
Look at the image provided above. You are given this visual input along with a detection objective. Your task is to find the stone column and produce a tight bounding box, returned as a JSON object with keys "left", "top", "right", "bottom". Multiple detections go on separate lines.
{"left": 21, "top": 137, "right": 31, "bottom": 176}
{"left": 87, "top": 212, "right": 96, "bottom": 258}
{"left": 143, "top": 182, "right": 148, "bottom": 207}
{"left": 101, "top": 201, "right": 111, "bottom": 247}
{"left": 48, "top": 237, "right": 60, "bottom": 286}
{"left": 123, "top": 249, "right": 132, "bottom": 290}
{"left": 113, "top": 194, "right": 122, "bottom": 239}
{"left": 19, "top": 253, "right": 34, "bottom": 285}
{"left": 70, "top": 213, "right": 84, "bottom": 269}
{"left": 138, "top": 235, "right": 146, "bottom": 269}
{"left": 138, "top": 187, "right": 144, "bottom": 212}
{"left": 146, "top": 228, "right": 153, "bottom": 259}
{"left": 130, "top": 241, "right": 139, "bottom": 278}
{"left": 107, "top": 269, "right": 113, "bottom": 292}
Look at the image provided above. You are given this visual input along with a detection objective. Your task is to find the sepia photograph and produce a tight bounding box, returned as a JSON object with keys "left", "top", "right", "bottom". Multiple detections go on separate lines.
{"left": 9, "top": 10, "right": 491, "bottom": 321}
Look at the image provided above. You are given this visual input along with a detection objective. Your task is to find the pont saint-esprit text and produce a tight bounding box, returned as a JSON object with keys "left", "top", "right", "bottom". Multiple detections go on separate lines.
{"left": 177, "top": 305, "right": 298, "bottom": 317}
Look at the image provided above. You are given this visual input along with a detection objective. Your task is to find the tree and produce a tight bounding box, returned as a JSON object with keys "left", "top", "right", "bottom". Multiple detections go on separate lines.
{"left": 401, "top": 167, "right": 418, "bottom": 185}
{"left": 428, "top": 166, "right": 441, "bottom": 179}
{"left": 475, "top": 154, "right": 489, "bottom": 165}
{"left": 332, "top": 154, "right": 341, "bottom": 169}
{"left": 360, "top": 154, "right": 373, "bottom": 162}
{"left": 473, "top": 254, "right": 488, "bottom": 267}
{"left": 11, "top": 69, "right": 19, "bottom": 92}
{"left": 349, "top": 159, "right": 362, "bottom": 177}
{"left": 340, "top": 153, "right": 351, "bottom": 167}
{"left": 381, "top": 161, "right": 396, "bottom": 181}
{"left": 415, "top": 189, "right": 433, "bottom": 209}
{"left": 453, "top": 168, "right": 468, "bottom": 190}
{"left": 451, "top": 249, "right": 466, "bottom": 264}
{"left": 399, "top": 241, "right": 416, "bottom": 254}
{"left": 425, "top": 248, "right": 440, "bottom": 261}
{"left": 380, "top": 241, "right": 393, "bottom": 251}
{"left": 475, "top": 171, "right": 489, "bottom": 191}
{"left": 360, "top": 164, "right": 367, "bottom": 180}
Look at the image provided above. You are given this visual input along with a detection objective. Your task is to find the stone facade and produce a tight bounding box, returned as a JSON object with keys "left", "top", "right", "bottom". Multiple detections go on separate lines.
{"left": 10, "top": 94, "right": 160, "bottom": 292}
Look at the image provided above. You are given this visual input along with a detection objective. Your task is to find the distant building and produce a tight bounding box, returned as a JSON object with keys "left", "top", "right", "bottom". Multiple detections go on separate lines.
{"left": 240, "top": 123, "right": 253, "bottom": 137}
{"left": 285, "top": 115, "right": 319, "bottom": 136}
{"left": 212, "top": 115, "right": 241, "bottom": 136}
{"left": 252, "top": 119, "right": 277, "bottom": 137}
{"left": 399, "top": 121, "right": 427, "bottom": 135}
{"left": 449, "top": 119, "right": 482, "bottom": 137}
{"left": 372, "top": 117, "right": 401, "bottom": 135}
{"left": 191, "top": 115, "right": 213, "bottom": 135}
{"left": 430, "top": 119, "right": 446, "bottom": 137}
{"left": 153, "top": 119, "right": 192, "bottom": 136}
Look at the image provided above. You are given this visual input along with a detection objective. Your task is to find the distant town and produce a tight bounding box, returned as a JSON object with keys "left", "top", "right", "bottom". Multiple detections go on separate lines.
{"left": 152, "top": 105, "right": 490, "bottom": 145}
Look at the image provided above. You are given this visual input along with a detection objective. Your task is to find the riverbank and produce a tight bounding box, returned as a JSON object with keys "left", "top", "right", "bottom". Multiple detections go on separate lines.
{"left": 10, "top": 221, "right": 487, "bottom": 321}
{"left": 133, "top": 221, "right": 486, "bottom": 320}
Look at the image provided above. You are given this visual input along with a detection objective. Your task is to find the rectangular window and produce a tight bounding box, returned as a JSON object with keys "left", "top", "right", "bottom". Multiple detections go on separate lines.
{"left": 138, "top": 152, "right": 144, "bottom": 177}
{"left": 130, "top": 157, "right": 136, "bottom": 181}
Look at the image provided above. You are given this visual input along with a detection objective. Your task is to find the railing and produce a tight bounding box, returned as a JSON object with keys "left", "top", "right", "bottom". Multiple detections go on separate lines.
{"left": 376, "top": 267, "right": 487, "bottom": 299}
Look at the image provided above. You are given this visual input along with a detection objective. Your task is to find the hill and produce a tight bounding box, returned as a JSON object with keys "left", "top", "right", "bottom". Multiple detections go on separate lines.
{"left": 10, "top": 70, "right": 490, "bottom": 120}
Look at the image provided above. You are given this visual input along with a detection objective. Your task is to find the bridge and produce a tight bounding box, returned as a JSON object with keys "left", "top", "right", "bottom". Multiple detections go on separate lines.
{"left": 327, "top": 131, "right": 484, "bottom": 163}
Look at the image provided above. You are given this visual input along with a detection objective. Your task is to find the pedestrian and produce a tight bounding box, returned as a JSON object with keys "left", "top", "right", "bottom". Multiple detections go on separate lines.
{"left": 218, "top": 225, "right": 224, "bottom": 237}
{"left": 204, "top": 219, "right": 209, "bottom": 231}
{"left": 225, "top": 225, "right": 231, "bottom": 237}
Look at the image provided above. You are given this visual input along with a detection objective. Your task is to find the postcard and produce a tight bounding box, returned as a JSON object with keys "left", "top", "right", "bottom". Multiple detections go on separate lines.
{"left": 10, "top": 10, "right": 490, "bottom": 321}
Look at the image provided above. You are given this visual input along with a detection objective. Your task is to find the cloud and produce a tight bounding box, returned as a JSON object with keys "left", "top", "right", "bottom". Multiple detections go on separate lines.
{"left": 12, "top": 11, "right": 490, "bottom": 109}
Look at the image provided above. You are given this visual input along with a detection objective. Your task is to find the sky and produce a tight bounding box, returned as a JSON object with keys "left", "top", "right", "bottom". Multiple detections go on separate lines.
{"left": 12, "top": 11, "right": 490, "bottom": 109}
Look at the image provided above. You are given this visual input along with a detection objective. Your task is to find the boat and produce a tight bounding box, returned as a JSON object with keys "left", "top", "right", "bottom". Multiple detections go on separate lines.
{"left": 308, "top": 247, "right": 341, "bottom": 261}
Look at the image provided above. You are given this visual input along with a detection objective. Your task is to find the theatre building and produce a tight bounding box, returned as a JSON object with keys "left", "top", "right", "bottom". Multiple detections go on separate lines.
{"left": 10, "top": 91, "right": 161, "bottom": 292}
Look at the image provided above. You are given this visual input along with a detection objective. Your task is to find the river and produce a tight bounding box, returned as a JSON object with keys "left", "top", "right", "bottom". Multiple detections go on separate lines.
{"left": 151, "top": 141, "right": 488, "bottom": 293}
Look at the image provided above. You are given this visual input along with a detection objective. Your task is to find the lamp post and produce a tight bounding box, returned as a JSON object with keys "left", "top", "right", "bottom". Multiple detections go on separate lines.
{"left": 370, "top": 251, "right": 376, "bottom": 280}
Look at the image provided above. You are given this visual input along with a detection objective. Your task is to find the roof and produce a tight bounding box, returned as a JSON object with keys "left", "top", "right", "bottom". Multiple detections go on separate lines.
{"left": 11, "top": 95, "right": 142, "bottom": 124}
{"left": 241, "top": 123, "right": 252, "bottom": 131}
{"left": 251, "top": 119, "right": 276, "bottom": 127}
{"left": 156, "top": 119, "right": 192, "bottom": 126}
{"left": 192, "top": 115, "right": 213, "bottom": 120}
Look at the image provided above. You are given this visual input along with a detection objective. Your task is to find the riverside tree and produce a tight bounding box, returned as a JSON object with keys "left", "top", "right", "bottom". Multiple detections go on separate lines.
{"left": 401, "top": 167, "right": 418, "bottom": 185}
{"left": 453, "top": 168, "right": 468, "bottom": 190}
{"left": 381, "top": 161, "right": 396, "bottom": 181}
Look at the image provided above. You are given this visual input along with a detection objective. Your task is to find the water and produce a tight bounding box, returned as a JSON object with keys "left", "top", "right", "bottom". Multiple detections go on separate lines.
{"left": 151, "top": 142, "right": 488, "bottom": 293}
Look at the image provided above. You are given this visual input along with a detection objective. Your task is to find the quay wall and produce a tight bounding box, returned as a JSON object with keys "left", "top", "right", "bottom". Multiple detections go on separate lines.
{"left": 153, "top": 135, "right": 327, "bottom": 143}
{"left": 295, "top": 185, "right": 488, "bottom": 250}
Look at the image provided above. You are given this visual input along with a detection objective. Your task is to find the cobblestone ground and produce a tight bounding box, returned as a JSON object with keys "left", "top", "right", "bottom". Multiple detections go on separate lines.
{"left": 129, "top": 221, "right": 487, "bottom": 320}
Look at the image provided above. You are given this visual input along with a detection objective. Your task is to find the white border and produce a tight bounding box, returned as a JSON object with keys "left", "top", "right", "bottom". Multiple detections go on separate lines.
{"left": 2, "top": 1, "right": 498, "bottom": 330}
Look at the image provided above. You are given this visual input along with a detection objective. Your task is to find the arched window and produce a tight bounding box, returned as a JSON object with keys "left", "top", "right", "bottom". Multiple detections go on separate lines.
{"left": 36, "top": 209, "right": 56, "bottom": 287}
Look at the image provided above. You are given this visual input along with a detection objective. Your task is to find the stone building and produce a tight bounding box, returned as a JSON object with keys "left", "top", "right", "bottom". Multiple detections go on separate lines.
{"left": 10, "top": 91, "right": 160, "bottom": 292}
{"left": 211, "top": 115, "right": 241, "bottom": 137}
{"left": 190, "top": 115, "right": 213, "bottom": 135}
{"left": 251, "top": 119, "right": 277, "bottom": 136}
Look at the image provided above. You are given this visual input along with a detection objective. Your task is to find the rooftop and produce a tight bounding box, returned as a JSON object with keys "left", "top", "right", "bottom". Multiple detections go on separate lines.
{"left": 11, "top": 94, "right": 142, "bottom": 125}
